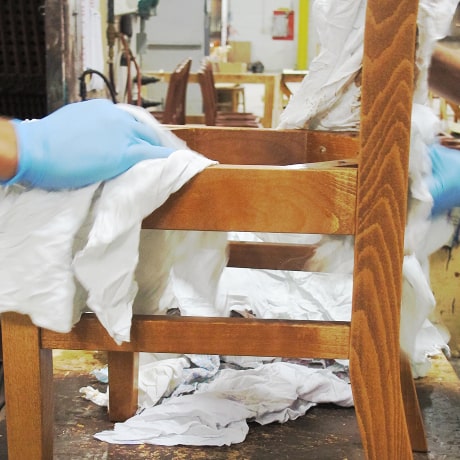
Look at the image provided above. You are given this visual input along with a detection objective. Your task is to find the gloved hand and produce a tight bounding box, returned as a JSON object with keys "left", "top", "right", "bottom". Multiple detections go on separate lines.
{"left": 428, "top": 142, "right": 460, "bottom": 216}
{"left": 3, "top": 99, "right": 175, "bottom": 190}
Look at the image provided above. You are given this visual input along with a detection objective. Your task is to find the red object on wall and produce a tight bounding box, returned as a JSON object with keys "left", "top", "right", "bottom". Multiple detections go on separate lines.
{"left": 272, "top": 9, "right": 294, "bottom": 40}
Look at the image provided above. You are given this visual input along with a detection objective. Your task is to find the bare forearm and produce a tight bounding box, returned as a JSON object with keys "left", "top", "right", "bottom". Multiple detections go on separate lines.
{"left": 428, "top": 43, "right": 460, "bottom": 105}
{"left": 0, "top": 119, "right": 18, "bottom": 181}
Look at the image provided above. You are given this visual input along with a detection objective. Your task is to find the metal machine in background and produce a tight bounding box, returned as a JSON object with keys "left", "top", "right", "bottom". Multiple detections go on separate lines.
{"left": 0, "top": 0, "right": 162, "bottom": 118}
{"left": 140, "top": 0, "right": 208, "bottom": 116}
{"left": 104, "top": 0, "right": 162, "bottom": 106}
{"left": 0, "top": 0, "right": 48, "bottom": 119}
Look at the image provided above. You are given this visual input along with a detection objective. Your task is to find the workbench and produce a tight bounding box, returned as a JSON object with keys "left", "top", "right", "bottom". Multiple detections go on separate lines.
{"left": 144, "top": 70, "right": 282, "bottom": 128}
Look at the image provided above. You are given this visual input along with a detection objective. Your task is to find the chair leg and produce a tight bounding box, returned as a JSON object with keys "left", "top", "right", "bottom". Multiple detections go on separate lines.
{"left": 349, "top": 318, "right": 413, "bottom": 459}
{"left": 107, "top": 351, "right": 139, "bottom": 422}
{"left": 1, "top": 312, "right": 54, "bottom": 460}
{"left": 400, "top": 352, "right": 428, "bottom": 452}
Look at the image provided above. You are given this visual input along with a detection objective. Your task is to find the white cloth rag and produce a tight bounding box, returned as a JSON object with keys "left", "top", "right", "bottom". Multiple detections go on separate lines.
{"left": 0, "top": 106, "right": 216, "bottom": 343}
{"left": 95, "top": 361, "right": 353, "bottom": 446}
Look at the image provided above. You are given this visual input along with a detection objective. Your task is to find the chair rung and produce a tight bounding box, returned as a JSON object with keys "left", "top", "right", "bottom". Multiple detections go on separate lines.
{"left": 228, "top": 241, "right": 317, "bottom": 271}
{"left": 142, "top": 165, "right": 357, "bottom": 234}
{"left": 41, "top": 313, "right": 351, "bottom": 359}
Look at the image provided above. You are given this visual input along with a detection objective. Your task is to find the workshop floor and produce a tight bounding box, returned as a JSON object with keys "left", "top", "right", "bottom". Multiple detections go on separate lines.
{"left": 0, "top": 351, "right": 459, "bottom": 459}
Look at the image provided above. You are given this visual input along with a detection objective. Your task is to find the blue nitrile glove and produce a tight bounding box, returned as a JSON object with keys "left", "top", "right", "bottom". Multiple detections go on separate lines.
{"left": 428, "top": 142, "right": 460, "bottom": 216}
{"left": 3, "top": 99, "right": 174, "bottom": 190}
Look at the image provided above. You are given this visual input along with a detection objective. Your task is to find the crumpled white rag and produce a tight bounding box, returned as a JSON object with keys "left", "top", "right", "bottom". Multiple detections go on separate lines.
{"left": 0, "top": 106, "right": 216, "bottom": 343}
{"left": 94, "top": 361, "right": 353, "bottom": 446}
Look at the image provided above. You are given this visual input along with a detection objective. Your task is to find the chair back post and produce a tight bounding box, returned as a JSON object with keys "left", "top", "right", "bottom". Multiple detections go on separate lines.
{"left": 350, "top": 0, "right": 419, "bottom": 457}
{"left": 198, "top": 60, "right": 260, "bottom": 128}
{"left": 198, "top": 60, "right": 218, "bottom": 125}
{"left": 162, "top": 58, "right": 192, "bottom": 125}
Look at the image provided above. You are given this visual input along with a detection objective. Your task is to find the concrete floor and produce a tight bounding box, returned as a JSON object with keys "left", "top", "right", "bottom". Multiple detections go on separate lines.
{"left": 0, "top": 351, "right": 459, "bottom": 459}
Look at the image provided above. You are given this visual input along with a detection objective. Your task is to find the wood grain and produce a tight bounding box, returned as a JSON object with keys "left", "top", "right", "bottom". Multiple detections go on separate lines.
{"left": 349, "top": 0, "right": 419, "bottom": 458}
{"left": 1, "top": 312, "right": 53, "bottom": 460}
{"left": 228, "top": 241, "right": 317, "bottom": 271}
{"left": 170, "top": 126, "right": 359, "bottom": 165}
{"left": 142, "top": 164, "right": 357, "bottom": 235}
{"left": 0, "top": 1, "right": 425, "bottom": 458}
{"left": 41, "top": 314, "right": 351, "bottom": 359}
{"left": 107, "top": 351, "right": 139, "bottom": 422}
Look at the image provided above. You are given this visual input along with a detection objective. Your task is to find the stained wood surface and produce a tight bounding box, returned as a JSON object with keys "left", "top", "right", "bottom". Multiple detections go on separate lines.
{"left": 0, "top": 0, "right": 424, "bottom": 458}
{"left": 107, "top": 351, "right": 139, "bottom": 422}
{"left": 1, "top": 312, "right": 54, "bottom": 460}
{"left": 153, "top": 58, "right": 191, "bottom": 125}
{"left": 41, "top": 314, "right": 351, "bottom": 359}
{"left": 142, "top": 164, "right": 357, "bottom": 234}
{"left": 171, "top": 126, "right": 359, "bottom": 165}
{"left": 349, "top": 0, "right": 419, "bottom": 458}
{"left": 228, "top": 241, "right": 317, "bottom": 271}
{"left": 400, "top": 352, "right": 428, "bottom": 452}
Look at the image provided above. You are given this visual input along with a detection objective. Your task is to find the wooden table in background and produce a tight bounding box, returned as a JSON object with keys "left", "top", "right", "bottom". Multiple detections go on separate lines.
{"left": 144, "top": 71, "right": 282, "bottom": 128}
{"left": 280, "top": 70, "right": 308, "bottom": 101}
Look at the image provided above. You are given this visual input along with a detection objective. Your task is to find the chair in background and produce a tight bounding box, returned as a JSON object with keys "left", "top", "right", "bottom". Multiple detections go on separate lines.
{"left": 1, "top": 0, "right": 428, "bottom": 458}
{"left": 150, "top": 58, "right": 192, "bottom": 125}
{"left": 215, "top": 83, "right": 246, "bottom": 112}
{"left": 197, "top": 60, "right": 261, "bottom": 128}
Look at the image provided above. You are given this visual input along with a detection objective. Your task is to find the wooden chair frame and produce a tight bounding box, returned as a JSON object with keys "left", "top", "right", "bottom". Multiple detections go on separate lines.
{"left": 1, "top": 1, "right": 428, "bottom": 458}
{"left": 198, "top": 60, "right": 261, "bottom": 128}
{"left": 152, "top": 58, "right": 192, "bottom": 125}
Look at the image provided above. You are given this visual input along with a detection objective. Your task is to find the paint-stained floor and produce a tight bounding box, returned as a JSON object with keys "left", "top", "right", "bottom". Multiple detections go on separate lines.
{"left": 0, "top": 351, "right": 459, "bottom": 459}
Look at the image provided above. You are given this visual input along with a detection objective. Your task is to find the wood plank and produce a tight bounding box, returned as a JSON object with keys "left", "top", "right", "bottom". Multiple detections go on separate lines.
{"left": 107, "top": 351, "right": 139, "bottom": 422}
{"left": 304, "top": 130, "right": 359, "bottom": 163}
{"left": 228, "top": 241, "right": 317, "bottom": 271}
{"left": 142, "top": 165, "right": 357, "bottom": 234}
{"left": 171, "top": 126, "right": 309, "bottom": 164}
{"left": 41, "top": 314, "right": 351, "bottom": 359}
{"left": 1, "top": 312, "right": 54, "bottom": 460}
{"left": 169, "top": 126, "right": 359, "bottom": 165}
{"left": 400, "top": 352, "right": 428, "bottom": 452}
{"left": 348, "top": 0, "right": 418, "bottom": 458}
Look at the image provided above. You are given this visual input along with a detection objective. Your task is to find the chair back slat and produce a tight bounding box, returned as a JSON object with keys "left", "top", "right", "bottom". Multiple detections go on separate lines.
{"left": 162, "top": 58, "right": 192, "bottom": 125}
{"left": 197, "top": 60, "right": 261, "bottom": 127}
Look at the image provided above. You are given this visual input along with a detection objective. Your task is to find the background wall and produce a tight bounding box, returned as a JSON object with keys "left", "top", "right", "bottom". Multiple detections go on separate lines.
{"left": 140, "top": 0, "right": 207, "bottom": 115}
{"left": 142, "top": 0, "right": 206, "bottom": 73}
{"left": 141, "top": 0, "right": 314, "bottom": 73}
{"left": 228, "top": 0, "right": 299, "bottom": 72}
{"left": 139, "top": 0, "right": 317, "bottom": 117}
